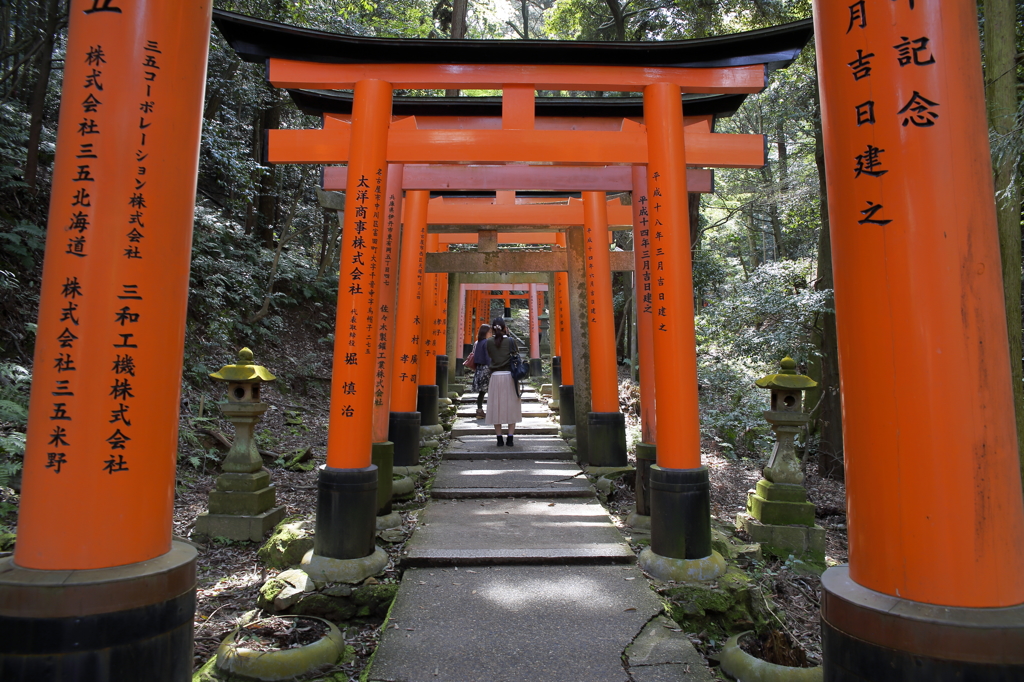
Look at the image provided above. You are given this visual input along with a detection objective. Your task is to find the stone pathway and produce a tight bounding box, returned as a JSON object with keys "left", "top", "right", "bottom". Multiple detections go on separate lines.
{"left": 365, "top": 385, "right": 715, "bottom": 682}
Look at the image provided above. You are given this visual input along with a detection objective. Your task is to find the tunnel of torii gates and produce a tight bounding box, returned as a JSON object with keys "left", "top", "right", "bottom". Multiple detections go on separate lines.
{"left": 3, "top": 1, "right": 1024, "bottom": 681}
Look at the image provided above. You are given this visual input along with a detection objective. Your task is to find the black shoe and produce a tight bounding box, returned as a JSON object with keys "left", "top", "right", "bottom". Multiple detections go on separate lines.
{"left": 496, "top": 435, "right": 505, "bottom": 447}
{"left": 506, "top": 435, "right": 514, "bottom": 446}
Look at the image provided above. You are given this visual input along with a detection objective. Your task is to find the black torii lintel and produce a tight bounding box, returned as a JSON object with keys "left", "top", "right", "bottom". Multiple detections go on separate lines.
{"left": 287, "top": 90, "right": 750, "bottom": 122}
{"left": 212, "top": 9, "right": 813, "bottom": 72}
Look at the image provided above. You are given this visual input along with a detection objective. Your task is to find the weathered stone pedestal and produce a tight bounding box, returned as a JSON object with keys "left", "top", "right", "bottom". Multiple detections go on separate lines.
{"left": 417, "top": 384, "right": 442, "bottom": 447}
{"left": 195, "top": 349, "right": 285, "bottom": 542}
{"left": 739, "top": 357, "right": 825, "bottom": 562}
{"left": 627, "top": 442, "right": 656, "bottom": 530}
{"left": 196, "top": 468, "right": 286, "bottom": 542}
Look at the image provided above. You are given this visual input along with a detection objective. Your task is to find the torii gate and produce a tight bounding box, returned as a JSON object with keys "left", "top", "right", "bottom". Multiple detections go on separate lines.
{"left": 221, "top": 12, "right": 792, "bottom": 602}
{"left": 4, "top": 4, "right": 1024, "bottom": 682}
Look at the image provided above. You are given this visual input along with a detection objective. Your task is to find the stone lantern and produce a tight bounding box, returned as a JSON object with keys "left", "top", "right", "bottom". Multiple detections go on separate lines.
{"left": 194, "top": 348, "right": 285, "bottom": 542}
{"left": 736, "top": 357, "right": 826, "bottom": 563}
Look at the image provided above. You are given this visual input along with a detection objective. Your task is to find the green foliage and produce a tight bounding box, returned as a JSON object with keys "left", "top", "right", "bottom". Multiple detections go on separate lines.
{"left": 0, "top": 362, "right": 30, "bottom": 487}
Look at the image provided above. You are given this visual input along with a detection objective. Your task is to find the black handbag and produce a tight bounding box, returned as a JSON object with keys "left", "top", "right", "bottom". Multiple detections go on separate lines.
{"left": 508, "top": 343, "right": 529, "bottom": 381}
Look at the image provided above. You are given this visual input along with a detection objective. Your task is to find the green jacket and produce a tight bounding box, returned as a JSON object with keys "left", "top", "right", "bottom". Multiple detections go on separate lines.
{"left": 486, "top": 336, "right": 517, "bottom": 371}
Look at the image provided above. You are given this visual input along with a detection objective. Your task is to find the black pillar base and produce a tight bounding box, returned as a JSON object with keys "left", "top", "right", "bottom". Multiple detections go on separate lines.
{"left": 552, "top": 356, "right": 562, "bottom": 389}
{"left": 635, "top": 442, "right": 657, "bottom": 516}
{"left": 587, "top": 412, "right": 627, "bottom": 467}
{"left": 0, "top": 543, "right": 197, "bottom": 681}
{"left": 416, "top": 384, "right": 439, "bottom": 426}
{"left": 435, "top": 355, "right": 449, "bottom": 398}
{"left": 371, "top": 441, "right": 394, "bottom": 515}
{"left": 650, "top": 465, "right": 712, "bottom": 560}
{"left": 529, "top": 358, "right": 543, "bottom": 378}
{"left": 821, "top": 565, "right": 1024, "bottom": 681}
{"left": 388, "top": 411, "right": 421, "bottom": 467}
{"left": 455, "top": 357, "right": 464, "bottom": 377}
{"left": 504, "top": 306, "right": 511, "bottom": 318}
{"left": 559, "top": 385, "right": 576, "bottom": 426}
{"left": 314, "top": 464, "right": 377, "bottom": 560}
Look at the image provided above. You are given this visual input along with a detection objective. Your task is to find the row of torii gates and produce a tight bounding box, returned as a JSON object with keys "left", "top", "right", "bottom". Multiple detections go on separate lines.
{"left": 2, "top": 1, "right": 1024, "bottom": 681}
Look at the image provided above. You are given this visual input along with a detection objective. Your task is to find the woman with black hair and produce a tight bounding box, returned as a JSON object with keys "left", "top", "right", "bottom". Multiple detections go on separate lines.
{"left": 484, "top": 318, "right": 522, "bottom": 446}
{"left": 469, "top": 323, "right": 491, "bottom": 419}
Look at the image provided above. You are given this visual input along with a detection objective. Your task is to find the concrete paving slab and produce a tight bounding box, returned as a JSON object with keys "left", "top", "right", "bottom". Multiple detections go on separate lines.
{"left": 451, "top": 417, "right": 558, "bottom": 437}
{"left": 432, "top": 460, "right": 591, "bottom": 498}
{"left": 625, "top": 616, "right": 716, "bottom": 681}
{"left": 366, "top": 565, "right": 662, "bottom": 682}
{"left": 444, "top": 435, "right": 573, "bottom": 460}
{"left": 405, "top": 497, "right": 634, "bottom": 565}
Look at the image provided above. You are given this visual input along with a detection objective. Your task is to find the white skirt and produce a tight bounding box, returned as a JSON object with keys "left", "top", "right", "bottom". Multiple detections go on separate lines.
{"left": 485, "top": 371, "right": 522, "bottom": 425}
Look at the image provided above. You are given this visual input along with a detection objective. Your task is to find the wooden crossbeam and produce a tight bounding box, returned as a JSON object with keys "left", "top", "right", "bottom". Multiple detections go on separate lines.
{"left": 268, "top": 59, "right": 766, "bottom": 92}
{"left": 268, "top": 126, "right": 764, "bottom": 167}
{"left": 322, "top": 165, "right": 713, "bottom": 193}
{"left": 426, "top": 250, "right": 634, "bottom": 273}
{"left": 416, "top": 196, "right": 633, "bottom": 227}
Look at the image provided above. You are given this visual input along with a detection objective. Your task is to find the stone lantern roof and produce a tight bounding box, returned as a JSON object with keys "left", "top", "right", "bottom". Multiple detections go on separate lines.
{"left": 754, "top": 357, "right": 816, "bottom": 391}
{"left": 209, "top": 348, "right": 276, "bottom": 383}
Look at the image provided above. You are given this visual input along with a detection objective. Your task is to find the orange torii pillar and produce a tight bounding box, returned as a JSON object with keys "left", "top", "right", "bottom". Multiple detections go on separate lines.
{"left": 814, "top": 1, "right": 1024, "bottom": 677}
{"left": 628, "top": 167, "right": 658, "bottom": 529}
{"left": 389, "top": 190, "right": 429, "bottom": 469}
{"left": 434, "top": 266, "right": 450, "bottom": 407}
{"left": 306, "top": 79, "right": 391, "bottom": 580}
{"left": 582, "top": 192, "right": 627, "bottom": 467}
{"left": 528, "top": 283, "right": 543, "bottom": 376}
{"left": 416, "top": 235, "right": 443, "bottom": 446}
{"left": 638, "top": 84, "right": 724, "bottom": 581}
{"left": 554, "top": 233, "right": 576, "bottom": 437}
{"left": 0, "top": 1, "right": 212, "bottom": 677}
{"left": 370, "top": 164, "right": 404, "bottom": 529}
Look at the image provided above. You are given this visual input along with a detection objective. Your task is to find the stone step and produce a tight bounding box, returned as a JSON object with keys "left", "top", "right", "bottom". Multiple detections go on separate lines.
{"left": 450, "top": 417, "right": 558, "bottom": 437}
{"left": 459, "top": 393, "right": 541, "bottom": 404}
{"left": 457, "top": 406, "right": 549, "bottom": 418}
{"left": 431, "top": 460, "right": 592, "bottom": 499}
{"left": 365, "top": 565, "right": 715, "bottom": 682}
{"left": 404, "top": 497, "right": 635, "bottom": 566}
{"left": 444, "top": 435, "right": 573, "bottom": 460}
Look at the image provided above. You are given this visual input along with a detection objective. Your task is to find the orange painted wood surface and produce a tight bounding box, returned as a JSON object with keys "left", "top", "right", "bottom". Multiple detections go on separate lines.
{"left": 815, "top": 0, "right": 1024, "bottom": 607}
{"left": 268, "top": 127, "right": 764, "bottom": 168}
{"left": 269, "top": 59, "right": 766, "bottom": 92}
{"left": 17, "top": 0, "right": 213, "bottom": 570}
{"left": 583, "top": 193, "right": 620, "bottom": 413}
{"left": 644, "top": 83, "right": 701, "bottom": 470}
{"left": 371, "top": 164, "right": 404, "bottom": 443}
{"left": 324, "top": 80, "right": 391, "bottom": 469}
{"left": 632, "top": 167, "right": 657, "bottom": 445}
{"left": 322, "top": 165, "right": 713, "bottom": 193}
{"left": 390, "top": 191, "right": 429, "bottom": 412}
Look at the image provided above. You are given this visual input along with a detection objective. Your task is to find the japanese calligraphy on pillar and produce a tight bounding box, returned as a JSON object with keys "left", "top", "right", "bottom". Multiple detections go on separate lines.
{"left": 375, "top": 192, "right": 398, "bottom": 406}
{"left": 646, "top": 173, "right": 669, "bottom": 333}
{"left": 835, "top": 0, "right": 938, "bottom": 230}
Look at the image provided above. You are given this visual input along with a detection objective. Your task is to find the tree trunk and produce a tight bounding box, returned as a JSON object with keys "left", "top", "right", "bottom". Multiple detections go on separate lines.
{"left": 811, "top": 102, "right": 844, "bottom": 481}
{"left": 983, "top": 0, "right": 1024, "bottom": 486}
{"left": 444, "top": 0, "right": 469, "bottom": 97}
{"left": 23, "top": 0, "right": 60, "bottom": 192}
{"left": 253, "top": 89, "right": 283, "bottom": 249}
{"left": 688, "top": 192, "right": 701, "bottom": 252}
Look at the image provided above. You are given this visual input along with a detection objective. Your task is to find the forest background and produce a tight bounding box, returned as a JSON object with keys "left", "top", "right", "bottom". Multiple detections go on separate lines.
{"left": 0, "top": 0, "right": 1021, "bottom": 503}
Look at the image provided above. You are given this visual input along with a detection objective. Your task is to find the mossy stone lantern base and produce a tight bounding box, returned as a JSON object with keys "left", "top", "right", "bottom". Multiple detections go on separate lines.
{"left": 738, "top": 358, "right": 826, "bottom": 562}
{"left": 195, "top": 348, "right": 285, "bottom": 542}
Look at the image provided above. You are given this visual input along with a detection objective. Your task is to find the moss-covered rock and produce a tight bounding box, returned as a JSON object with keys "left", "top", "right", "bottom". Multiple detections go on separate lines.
{"left": 257, "top": 577, "right": 288, "bottom": 610}
{"left": 257, "top": 516, "right": 314, "bottom": 569}
{"left": 664, "top": 566, "right": 773, "bottom": 641}
{"left": 283, "top": 581, "right": 399, "bottom": 623}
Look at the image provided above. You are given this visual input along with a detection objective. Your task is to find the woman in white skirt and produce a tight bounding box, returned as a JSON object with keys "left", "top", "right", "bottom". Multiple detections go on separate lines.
{"left": 484, "top": 318, "right": 522, "bottom": 446}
